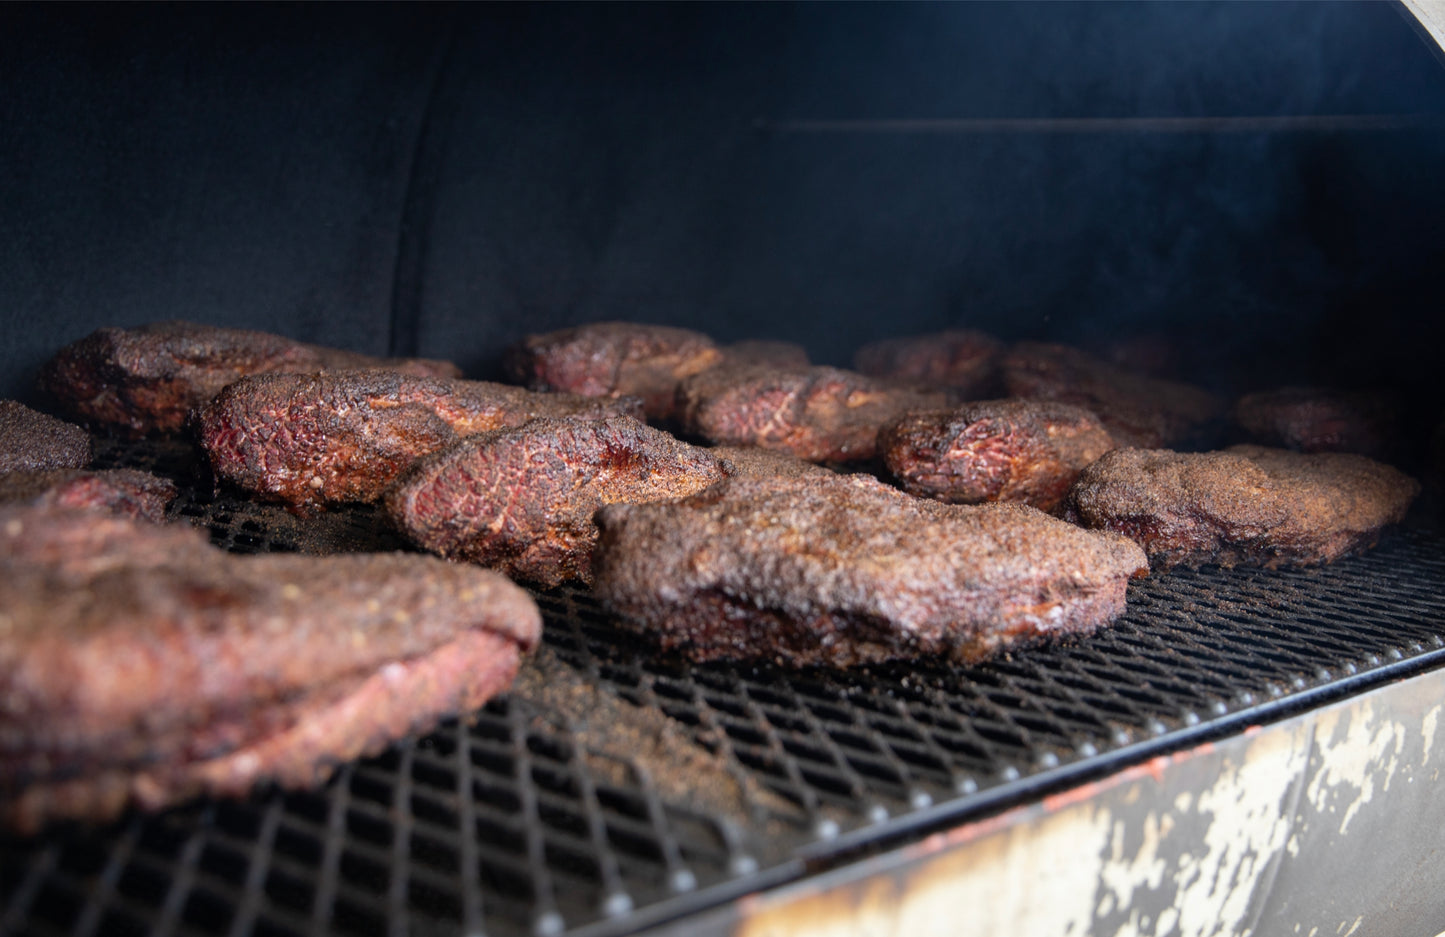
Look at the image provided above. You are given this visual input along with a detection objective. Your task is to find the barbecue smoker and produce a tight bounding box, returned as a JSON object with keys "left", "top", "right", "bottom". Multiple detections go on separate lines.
{"left": 3, "top": 4, "right": 1445, "bottom": 936}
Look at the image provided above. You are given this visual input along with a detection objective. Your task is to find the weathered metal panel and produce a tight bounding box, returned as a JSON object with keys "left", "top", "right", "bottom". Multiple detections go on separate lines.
{"left": 697, "top": 666, "right": 1445, "bottom": 937}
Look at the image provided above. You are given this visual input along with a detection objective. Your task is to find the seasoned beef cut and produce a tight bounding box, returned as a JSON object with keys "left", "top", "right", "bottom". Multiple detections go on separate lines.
{"left": 880, "top": 400, "right": 1114, "bottom": 513}
{"left": 0, "top": 400, "right": 92, "bottom": 472}
{"left": 1000, "top": 341, "right": 1223, "bottom": 449}
{"left": 677, "top": 364, "right": 951, "bottom": 463}
{"left": 1232, "top": 386, "right": 1397, "bottom": 458}
{"left": 1063, "top": 445, "right": 1420, "bottom": 570}
{"left": 199, "top": 369, "right": 642, "bottom": 513}
{"left": 710, "top": 445, "right": 835, "bottom": 480}
{"left": 720, "top": 340, "right": 811, "bottom": 369}
{"left": 853, "top": 329, "right": 1003, "bottom": 397}
{"left": 0, "top": 469, "right": 176, "bottom": 522}
{"left": 592, "top": 473, "right": 1148, "bottom": 667}
{"left": 38, "top": 320, "right": 462, "bottom": 436}
{"left": 387, "top": 414, "right": 725, "bottom": 587}
{"left": 503, "top": 321, "right": 723, "bottom": 421}
{"left": 0, "top": 503, "right": 540, "bottom": 834}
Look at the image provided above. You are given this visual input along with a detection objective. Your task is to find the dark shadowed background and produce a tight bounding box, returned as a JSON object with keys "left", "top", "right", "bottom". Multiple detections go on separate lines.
{"left": 3, "top": 2, "right": 1443, "bottom": 408}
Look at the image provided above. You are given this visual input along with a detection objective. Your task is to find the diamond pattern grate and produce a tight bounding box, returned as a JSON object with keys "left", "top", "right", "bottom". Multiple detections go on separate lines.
{"left": 2, "top": 437, "right": 1443, "bottom": 936}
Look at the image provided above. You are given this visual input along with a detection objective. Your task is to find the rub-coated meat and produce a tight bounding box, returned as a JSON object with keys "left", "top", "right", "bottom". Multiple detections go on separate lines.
{"left": 853, "top": 329, "right": 1003, "bottom": 397}
{"left": 387, "top": 414, "right": 725, "bottom": 587}
{"left": 0, "top": 469, "right": 177, "bottom": 522}
{"left": 720, "top": 340, "right": 811, "bottom": 369}
{"left": 0, "top": 400, "right": 92, "bottom": 472}
{"left": 880, "top": 400, "right": 1114, "bottom": 513}
{"left": 37, "top": 321, "right": 462, "bottom": 436}
{"left": 199, "top": 369, "right": 642, "bottom": 513}
{"left": 504, "top": 321, "right": 723, "bottom": 421}
{"left": 1063, "top": 445, "right": 1420, "bottom": 570}
{"left": 1001, "top": 342, "right": 1223, "bottom": 449}
{"left": 710, "top": 445, "right": 835, "bottom": 480}
{"left": 593, "top": 473, "right": 1148, "bottom": 667}
{"left": 0, "top": 503, "right": 540, "bottom": 833}
{"left": 677, "top": 364, "right": 951, "bottom": 463}
{"left": 1232, "top": 386, "right": 1397, "bottom": 457}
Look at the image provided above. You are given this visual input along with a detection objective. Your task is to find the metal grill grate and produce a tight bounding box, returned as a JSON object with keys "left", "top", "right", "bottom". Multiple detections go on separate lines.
{"left": 3, "top": 438, "right": 1444, "bottom": 937}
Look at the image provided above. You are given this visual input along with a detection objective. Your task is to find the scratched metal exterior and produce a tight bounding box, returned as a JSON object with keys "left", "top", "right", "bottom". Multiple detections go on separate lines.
{"left": 702, "top": 666, "right": 1445, "bottom": 937}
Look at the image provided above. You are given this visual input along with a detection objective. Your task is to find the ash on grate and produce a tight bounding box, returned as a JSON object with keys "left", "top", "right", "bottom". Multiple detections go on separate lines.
{"left": 512, "top": 646, "right": 801, "bottom": 830}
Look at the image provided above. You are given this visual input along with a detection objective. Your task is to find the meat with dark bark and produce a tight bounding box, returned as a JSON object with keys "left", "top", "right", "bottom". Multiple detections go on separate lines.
{"left": 710, "top": 445, "right": 835, "bottom": 480}
{"left": 853, "top": 329, "right": 1003, "bottom": 397}
{"left": 677, "top": 364, "right": 951, "bottom": 463}
{"left": 37, "top": 321, "right": 462, "bottom": 436}
{"left": 0, "top": 400, "right": 92, "bottom": 472}
{"left": 1000, "top": 342, "right": 1223, "bottom": 449}
{"left": 720, "top": 340, "right": 811, "bottom": 369}
{"left": 1062, "top": 445, "right": 1420, "bottom": 570}
{"left": 1232, "top": 386, "right": 1398, "bottom": 458}
{"left": 387, "top": 414, "right": 725, "bottom": 587}
{"left": 880, "top": 400, "right": 1114, "bottom": 513}
{"left": 592, "top": 473, "right": 1148, "bottom": 667}
{"left": 0, "top": 469, "right": 177, "bottom": 522}
{"left": 199, "top": 369, "right": 642, "bottom": 513}
{"left": 503, "top": 321, "right": 723, "bottom": 421}
{"left": 0, "top": 503, "right": 540, "bottom": 833}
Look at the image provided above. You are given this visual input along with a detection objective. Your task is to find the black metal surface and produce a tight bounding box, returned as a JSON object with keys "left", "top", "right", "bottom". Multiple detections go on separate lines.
{"left": 3, "top": 437, "right": 1444, "bottom": 937}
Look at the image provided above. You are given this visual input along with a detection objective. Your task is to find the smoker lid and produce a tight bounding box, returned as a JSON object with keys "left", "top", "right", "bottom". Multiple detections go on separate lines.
{"left": 2, "top": 436, "right": 1443, "bottom": 937}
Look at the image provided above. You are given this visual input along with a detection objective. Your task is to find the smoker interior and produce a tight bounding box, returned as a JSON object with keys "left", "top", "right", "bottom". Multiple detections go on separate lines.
{"left": 2, "top": 438, "right": 1443, "bottom": 937}
{"left": 4, "top": 3, "right": 1445, "bottom": 936}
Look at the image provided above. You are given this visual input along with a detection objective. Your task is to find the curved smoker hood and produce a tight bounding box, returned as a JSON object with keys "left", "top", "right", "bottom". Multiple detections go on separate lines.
{"left": 3, "top": 4, "right": 1445, "bottom": 937}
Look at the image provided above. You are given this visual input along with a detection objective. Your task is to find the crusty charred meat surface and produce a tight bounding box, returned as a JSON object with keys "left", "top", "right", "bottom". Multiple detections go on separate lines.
{"left": 0, "top": 468, "right": 177, "bottom": 522}
{"left": 880, "top": 400, "right": 1114, "bottom": 513}
{"left": 853, "top": 329, "right": 1003, "bottom": 397}
{"left": 387, "top": 414, "right": 725, "bottom": 587}
{"left": 710, "top": 445, "right": 835, "bottom": 480}
{"left": 1232, "top": 386, "right": 1398, "bottom": 458}
{"left": 1000, "top": 341, "right": 1223, "bottom": 449}
{"left": 677, "top": 364, "right": 951, "bottom": 463}
{"left": 719, "top": 339, "right": 811, "bottom": 369}
{"left": 199, "top": 369, "right": 642, "bottom": 513}
{"left": 593, "top": 473, "right": 1148, "bottom": 667}
{"left": 504, "top": 321, "right": 724, "bottom": 421}
{"left": 0, "top": 400, "right": 92, "bottom": 472}
{"left": 1063, "top": 445, "right": 1420, "bottom": 570}
{"left": 37, "top": 320, "right": 462, "bottom": 436}
{"left": 0, "top": 503, "right": 541, "bottom": 833}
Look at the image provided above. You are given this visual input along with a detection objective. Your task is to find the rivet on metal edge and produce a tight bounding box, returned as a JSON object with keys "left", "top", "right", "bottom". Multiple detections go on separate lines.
{"left": 1388, "top": 647, "right": 1404, "bottom": 661}
{"left": 1238, "top": 692, "right": 1255, "bottom": 705}
{"left": 1210, "top": 701, "right": 1229, "bottom": 716}
{"left": 1291, "top": 676, "right": 1307, "bottom": 690}
{"left": 1147, "top": 720, "right": 1168, "bottom": 736}
{"left": 1182, "top": 711, "right": 1200, "bottom": 727}
{"left": 1077, "top": 741, "right": 1099, "bottom": 757}
{"left": 603, "top": 892, "right": 634, "bottom": 917}
{"left": 1038, "top": 752, "right": 1060, "bottom": 769}
{"left": 1000, "top": 766, "right": 1021, "bottom": 782}
{"left": 730, "top": 855, "right": 759, "bottom": 876}
{"left": 910, "top": 790, "right": 933, "bottom": 810}
{"left": 1344, "top": 661, "right": 1359, "bottom": 675}
{"left": 670, "top": 869, "right": 698, "bottom": 893}
{"left": 1411, "top": 643, "right": 1424, "bottom": 654}
{"left": 1112, "top": 729, "right": 1131, "bottom": 746}
{"left": 867, "top": 804, "right": 889, "bottom": 824}
{"left": 534, "top": 911, "right": 566, "bottom": 937}
{"left": 814, "top": 818, "right": 841, "bottom": 840}
{"left": 1367, "top": 655, "right": 1382, "bottom": 666}
{"left": 1267, "top": 684, "right": 1284, "bottom": 698}
{"left": 1432, "top": 635, "right": 1444, "bottom": 648}
{"left": 956, "top": 777, "right": 979, "bottom": 795}
{"left": 1315, "top": 668, "right": 1331, "bottom": 681}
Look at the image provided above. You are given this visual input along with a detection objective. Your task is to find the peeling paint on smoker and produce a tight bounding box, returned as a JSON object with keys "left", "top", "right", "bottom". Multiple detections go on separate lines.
{"left": 730, "top": 669, "right": 1445, "bottom": 937}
